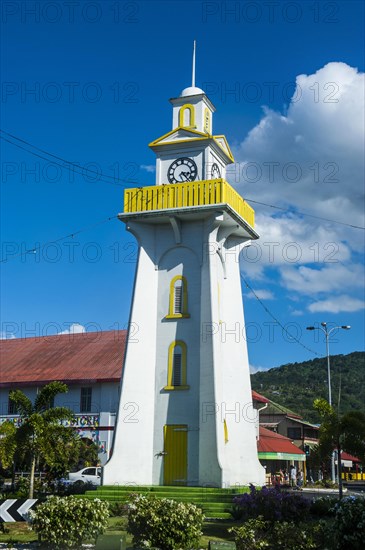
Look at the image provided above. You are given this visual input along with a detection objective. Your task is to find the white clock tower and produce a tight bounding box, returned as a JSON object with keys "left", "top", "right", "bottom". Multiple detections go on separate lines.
{"left": 103, "top": 45, "right": 265, "bottom": 488}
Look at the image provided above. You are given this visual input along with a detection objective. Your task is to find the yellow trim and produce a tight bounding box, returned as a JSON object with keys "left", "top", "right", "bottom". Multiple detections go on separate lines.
{"left": 149, "top": 130, "right": 233, "bottom": 163}
{"left": 204, "top": 107, "right": 211, "bottom": 133}
{"left": 224, "top": 419, "right": 229, "bottom": 443}
{"left": 124, "top": 179, "right": 255, "bottom": 228}
{"left": 163, "top": 425, "right": 188, "bottom": 486}
{"left": 149, "top": 126, "right": 208, "bottom": 147}
{"left": 179, "top": 104, "right": 196, "bottom": 129}
{"left": 166, "top": 313, "right": 190, "bottom": 319}
{"left": 213, "top": 135, "right": 235, "bottom": 162}
{"left": 164, "top": 340, "right": 189, "bottom": 390}
{"left": 167, "top": 275, "right": 189, "bottom": 318}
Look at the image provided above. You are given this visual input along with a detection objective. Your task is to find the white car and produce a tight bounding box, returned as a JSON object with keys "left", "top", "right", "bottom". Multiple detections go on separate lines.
{"left": 68, "top": 467, "right": 101, "bottom": 486}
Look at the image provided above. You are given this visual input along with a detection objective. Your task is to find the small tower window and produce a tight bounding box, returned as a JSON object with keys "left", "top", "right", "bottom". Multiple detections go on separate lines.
{"left": 204, "top": 108, "right": 211, "bottom": 133}
{"left": 179, "top": 104, "right": 196, "bottom": 129}
{"left": 165, "top": 341, "right": 189, "bottom": 390}
{"left": 167, "top": 275, "right": 190, "bottom": 319}
{"left": 174, "top": 280, "right": 183, "bottom": 314}
{"left": 172, "top": 345, "right": 182, "bottom": 386}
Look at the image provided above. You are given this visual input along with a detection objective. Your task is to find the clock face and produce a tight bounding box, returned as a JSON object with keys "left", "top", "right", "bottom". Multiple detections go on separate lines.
{"left": 168, "top": 157, "right": 198, "bottom": 183}
{"left": 211, "top": 163, "right": 221, "bottom": 179}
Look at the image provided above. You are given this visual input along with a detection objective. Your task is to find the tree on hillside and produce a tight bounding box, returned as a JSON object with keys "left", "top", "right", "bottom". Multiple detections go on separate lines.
{"left": 0, "top": 381, "right": 82, "bottom": 498}
{"left": 314, "top": 398, "right": 365, "bottom": 498}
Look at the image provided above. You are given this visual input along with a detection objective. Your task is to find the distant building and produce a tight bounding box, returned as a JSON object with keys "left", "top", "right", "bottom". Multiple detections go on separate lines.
{"left": 0, "top": 330, "right": 126, "bottom": 465}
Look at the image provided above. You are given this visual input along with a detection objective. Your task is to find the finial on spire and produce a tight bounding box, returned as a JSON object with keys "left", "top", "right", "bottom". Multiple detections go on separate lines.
{"left": 192, "top": 40, "right": 196, "bottom": 88}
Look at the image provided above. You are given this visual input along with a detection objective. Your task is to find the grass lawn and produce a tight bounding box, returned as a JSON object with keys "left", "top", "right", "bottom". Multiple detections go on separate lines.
{"left": 0, "top": 521, "right": 38, "bottom": 543}
{"left": 1, "top": 516, "right": 238, "bottom": 548}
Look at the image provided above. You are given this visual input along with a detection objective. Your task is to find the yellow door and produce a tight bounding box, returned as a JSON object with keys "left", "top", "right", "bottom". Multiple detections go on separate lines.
{"left": 163, "top": 425, "right": 188, "bottom": 486}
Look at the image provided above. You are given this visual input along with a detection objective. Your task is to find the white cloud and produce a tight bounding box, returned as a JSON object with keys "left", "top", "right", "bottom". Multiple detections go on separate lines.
{"left": 0, "top": 331, "right": 16, "bottom": 340}
{"left": 280, "top": 263, "right": 364, "bottom": 296}
{"left": 58, "top": 323, "right": 86, "bottom": 335}
{"left": 140, "top": 164, "right": 155, "bottom": 173}
{"left": 233, "top": 62, "right": 365, "bottom": 307}
{"left": 250, "top": 364, "right": 273, "bottom": 374}
{"left": 308, "top": 295, "right": 365, "bottom": 314}
{"left": 246, "top": 289, "right": 275, "bottom": 300}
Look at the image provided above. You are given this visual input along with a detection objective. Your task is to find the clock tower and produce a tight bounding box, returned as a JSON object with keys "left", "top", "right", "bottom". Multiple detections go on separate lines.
{"left": 102, "top": 45, "right": 265, "bottom": 488}
{"left": 150, "top": 83, "right": 234, "bottom": 186}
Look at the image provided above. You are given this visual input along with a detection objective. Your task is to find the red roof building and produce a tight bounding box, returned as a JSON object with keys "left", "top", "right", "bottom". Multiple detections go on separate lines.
{"left": 0, "top": 330, "right": 126, "bottom": 387}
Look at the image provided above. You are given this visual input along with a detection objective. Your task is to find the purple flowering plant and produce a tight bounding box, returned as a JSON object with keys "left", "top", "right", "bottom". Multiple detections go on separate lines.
{"left": 232, "top": 484, "right": 311, "bottom": 523}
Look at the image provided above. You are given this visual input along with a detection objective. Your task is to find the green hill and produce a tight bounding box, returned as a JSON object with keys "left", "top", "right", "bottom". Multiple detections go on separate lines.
{"left": 251, "top": 351, "right": 365, "bottom": 423}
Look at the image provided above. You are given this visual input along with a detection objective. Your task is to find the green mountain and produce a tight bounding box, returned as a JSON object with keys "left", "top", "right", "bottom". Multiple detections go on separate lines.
{"left": 251, "top": 351, "right": 365, "bottom": 423}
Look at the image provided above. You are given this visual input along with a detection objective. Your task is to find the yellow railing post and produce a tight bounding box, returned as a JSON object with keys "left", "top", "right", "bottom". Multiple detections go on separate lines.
{"left": 123, "top": 180, "right": 255, "bottom": 228}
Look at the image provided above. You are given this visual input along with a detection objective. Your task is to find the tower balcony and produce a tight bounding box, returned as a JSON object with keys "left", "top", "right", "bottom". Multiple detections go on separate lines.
{"left": 123, "top": 179, "right": 255, "bottom": 228}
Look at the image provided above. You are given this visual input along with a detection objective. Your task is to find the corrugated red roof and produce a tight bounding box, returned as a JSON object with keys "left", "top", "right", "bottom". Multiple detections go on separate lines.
{"left": 0, "top": 331, "right": 126, "bottom": 387}
{"left": 340, "top": 451, "right": 361, "bottom": 463}
{"left": 258, "top": 426, "right": 305, "bottom": 455}
{"left": 252, "top": 390, "right": 269, "bottom": 403}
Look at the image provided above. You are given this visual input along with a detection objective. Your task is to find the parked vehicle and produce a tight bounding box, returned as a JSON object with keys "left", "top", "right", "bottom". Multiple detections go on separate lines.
{"left": 68, "top": 466, "right": 101, "bottom": 485}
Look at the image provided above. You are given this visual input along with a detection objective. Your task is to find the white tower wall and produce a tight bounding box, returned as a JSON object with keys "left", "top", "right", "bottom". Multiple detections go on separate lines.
{"left": 103, "top": 210, "right": 265, "bottom": 487}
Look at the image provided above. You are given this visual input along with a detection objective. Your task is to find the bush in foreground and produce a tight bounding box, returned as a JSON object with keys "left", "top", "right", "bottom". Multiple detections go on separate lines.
{"left": 127, "top": 493, "right": 204, "bottom": 549}
{"left": 29, "top": 495, "right": 109, "bottom": 549}
{"left": 233, "top": 484, "right": 311, "bottom": 522}
{"left": 230, "top": 517, "right": 329, "bottom": 550}
{"left": 332, "top": 496, "right": 365, "bottom": 549}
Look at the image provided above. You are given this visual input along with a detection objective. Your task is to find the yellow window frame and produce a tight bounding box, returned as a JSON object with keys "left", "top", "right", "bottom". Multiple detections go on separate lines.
{"left": 204, "top": 107, "right": 211, "bottom": 133}
{"left": 164, "top": 340, "right": 189, "bottom": 390}
{"left": 179, "top": 104, "right": 196, "bottom": 129}
{"left": 166, "top": 275, "right": 190, "bottom": 319}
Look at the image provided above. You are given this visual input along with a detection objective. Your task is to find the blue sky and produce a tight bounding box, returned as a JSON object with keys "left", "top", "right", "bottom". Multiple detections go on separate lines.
{"left": 1, "top": 0, "right": 364, "bottom": 371}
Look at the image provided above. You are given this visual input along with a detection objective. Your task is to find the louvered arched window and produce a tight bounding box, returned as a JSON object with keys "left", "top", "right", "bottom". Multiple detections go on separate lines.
{"left": 165, "top": 340, "right": 189, "bottom": 390}
{"left": 166, "top": 275, "right": 190, "bottom": 319}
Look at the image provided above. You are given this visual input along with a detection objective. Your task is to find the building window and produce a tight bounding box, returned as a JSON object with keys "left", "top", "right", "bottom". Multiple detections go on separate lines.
{"left": 179, "top": 104, "right": 196, "bottom": 128}
{"left": 165, "top": 341, "right": 189, "bottom": 390}
{"left": 166, "top": 275, "right": 190, "bottom": 319}
{"left": 287, "top": 427, "right": 302, "bottom": 440}
{"left": 172, "top": 346, "right": 182, "bottom": 386}
{"left": 174, "top": 280, "right": 183, "bottom": 314}
{"left": 204, "top": 108, "right": 211, "bottom": 133}
{"left": 80, "top": 387, "right": 92, "bottom": 413}
{"left": 8, "top": 394, "right": 17, "bottom": 415}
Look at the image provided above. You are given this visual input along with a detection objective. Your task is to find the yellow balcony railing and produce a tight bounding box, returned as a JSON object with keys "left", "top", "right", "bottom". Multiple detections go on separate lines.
{"left": 123, "top": 179, "right": 255, "bottom": 228}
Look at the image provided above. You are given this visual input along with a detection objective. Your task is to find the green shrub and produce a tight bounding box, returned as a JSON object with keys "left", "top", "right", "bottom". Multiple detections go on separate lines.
{"left": 332, "top": 496, "right": 365, "bottom": 549}
{"left": 127, "top": 493, "right": 204, "bottom": 549}
{"left": 310, "top": 496, "right": 338, "bottom": 517}
{"left": 29, "top": 495, "right": 109, "bottom": 549}
{"left": 273, "top": 521, "right": 318, "bottom": 549}
{"left": 109, "top": 500, "right": 128, "bottom": 516}
{"left": 230, "top": 516, "right": 330, "bottom": 550}
{"left": 229, "top": 517, "right": 271, "bottom": 550}
{"left": 233, "top": 484, "right": 311, "bottom": 522}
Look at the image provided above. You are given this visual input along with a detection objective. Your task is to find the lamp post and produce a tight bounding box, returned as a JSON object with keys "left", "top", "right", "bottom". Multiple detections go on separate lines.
{"left": 306, "top": 323, "right": 351, "bottom": 483}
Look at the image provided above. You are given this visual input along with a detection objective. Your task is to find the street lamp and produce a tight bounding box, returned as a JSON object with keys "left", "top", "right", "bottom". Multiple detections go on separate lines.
{"left": 306, "top": 323, "right": 351, "bottom": 483}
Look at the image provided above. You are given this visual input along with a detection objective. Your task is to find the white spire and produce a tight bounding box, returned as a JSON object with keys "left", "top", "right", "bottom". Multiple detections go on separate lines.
{"left": 180, "top": 40, "right": 205, "bottom": 98}
{"left": 192, "top": 40, "right": 196, "bottom": 87}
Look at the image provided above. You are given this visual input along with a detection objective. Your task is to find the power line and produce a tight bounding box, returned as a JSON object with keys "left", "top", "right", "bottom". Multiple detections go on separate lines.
{"left": 240, "top": 273, "right": 321, "bottom": 357}
{"left": 0, "top": 130, "right": 139, "bottom": 187}
{"left": 0, "top": 187, "right": 146, "bottom": 264}
{"left": 2, "top": 130, "right": 364, "bottom": 230}
{"left": 244, "top": 198, "right": 365, "bottom": 230}
{"left": 0, "top": 216, "right": 118, "bottom": 263}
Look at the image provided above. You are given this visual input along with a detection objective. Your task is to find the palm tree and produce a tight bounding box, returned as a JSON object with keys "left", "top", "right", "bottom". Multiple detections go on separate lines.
{"left": 0, "top": 381, "right": 77, "bottom": 498}
{"left": 314, "top": 398, "right": 365, "bottom": 498}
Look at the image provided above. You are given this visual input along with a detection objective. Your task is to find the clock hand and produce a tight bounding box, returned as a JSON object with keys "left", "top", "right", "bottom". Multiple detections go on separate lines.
{"left": 180, "top": 172, "right": 190, "bottom": 182}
